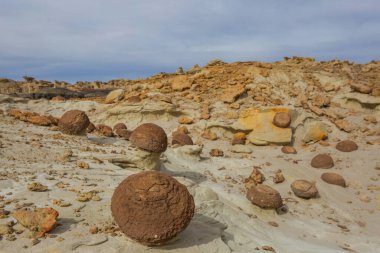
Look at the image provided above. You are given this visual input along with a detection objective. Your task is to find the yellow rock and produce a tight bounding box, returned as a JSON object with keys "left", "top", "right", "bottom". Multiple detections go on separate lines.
{"left": 238, "top": 108, "right": 292, "bottom": 145}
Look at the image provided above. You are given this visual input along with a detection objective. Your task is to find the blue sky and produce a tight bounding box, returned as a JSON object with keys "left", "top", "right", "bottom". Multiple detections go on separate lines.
{"left": 1, "top": 0, "right": 379, "bottom": 83}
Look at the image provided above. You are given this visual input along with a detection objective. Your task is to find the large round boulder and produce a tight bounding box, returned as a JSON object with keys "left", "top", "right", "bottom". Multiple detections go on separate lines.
{"left": 130, "top": 123, "right": 168, "bottom": 152}
{"left": 58, "top": 110, "right": 90, "bottom": 135}
{"left": 111, "top": 171, "right": 194, "bottom": 245}
{"left": 246, "top": 184, "right": 283, "bottom": 209}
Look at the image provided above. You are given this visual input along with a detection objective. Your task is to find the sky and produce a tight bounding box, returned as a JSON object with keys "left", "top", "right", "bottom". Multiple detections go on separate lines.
{"left": 0, "top": 0, "right": 380, "bottom": 83}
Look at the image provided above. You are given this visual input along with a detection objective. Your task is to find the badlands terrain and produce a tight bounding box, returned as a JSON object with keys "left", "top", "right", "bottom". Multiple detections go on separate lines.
{"left": 0, "top": 57, "right": 379, "bottom": 253}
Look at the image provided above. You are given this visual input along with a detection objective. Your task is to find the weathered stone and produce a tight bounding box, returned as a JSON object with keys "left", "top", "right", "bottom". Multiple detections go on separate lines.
{"left": 111, "top": 171, "right": 194, "bottom": 245}
{"left": 58, "top": 110, "right": 90, "bottom": 135}
{"left": 12, "top": 208, "right": 59, "bottom": 238}
{"left": 311, "top": 154, "right": 334, "bottom": 169}
{"left": 172, "top": 132, "right": 193, "bottom": 146}
{"left": 291, "top": 180, "right": 318, "bottom": 199}
{"left": 246, "top": 185, "right": 283, "bottom": 209}
{"left": 336, "top": 140, "right": 358, "bottom": 152}
{"left": 130, "top": 123, "right": 168, "bottom": 152}
{"left": 281, "top": 146, "right": 297, "bottom": 154}
{"left": 272, "top": 112, "right": 291, "bottom": 128}
{"left": 321, "top": 172, "right": 346, "bottom": 187}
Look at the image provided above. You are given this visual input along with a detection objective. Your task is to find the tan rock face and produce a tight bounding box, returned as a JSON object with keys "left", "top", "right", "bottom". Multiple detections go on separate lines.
{"left": 231, "top": 132, "right": 246, "bottom": 145}
{"left": 111, "top": 171, "right": 194, "bottom": 246}
{"left": 105, "top": 89, "right": 125, "bottom": 103}
{"left": 273, "top": 112, "right": 291, "bottom": 128}
{"left": 12, "top": 208, "right": 59, "bottom": 238}
{"left": 350, "top": 82, "right": 372, "bottom": 94}
{"left": 58, "top": 110, "right": 90, "bottom": 135}
{"left": 246, "top": 185, "right": 283, "bottom": 209}
{"left": 130, "top": 123, "right": 168, "bottom": 152}
{"left": 311, "top": 154, "right": 334, "bottom": 169}
{"left": 291, "top": 180, "right": 318, "bottom": 199}
{"left": 336, "top": 140, "right": 358, "bottom": 152}
{"left": 239, "top": 108, "right": 292, "bottom": 145}
{"left": 302, "top": 122, "right": 328, "bottom": 143}
{"left": 321, "top": 172, "right": 346, "bottom": 187}
{"left": 171, "top": 75, "right": 192, "bottom": 91}
{"left": 220, "top": 84, "right": 246, "bottom": 103}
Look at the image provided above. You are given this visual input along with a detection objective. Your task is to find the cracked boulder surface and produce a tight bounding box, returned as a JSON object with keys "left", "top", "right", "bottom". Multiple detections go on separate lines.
{"left": 111, "top": 171, "right": 195, "bottom": 245}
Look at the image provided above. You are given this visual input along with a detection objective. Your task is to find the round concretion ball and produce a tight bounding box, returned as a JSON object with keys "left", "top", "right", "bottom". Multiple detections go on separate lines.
{"left": 58, "top": 110, "right": 90, "bottom": 135}
{"left": 273, "top": 112, "right": 291, "bottom": 128}
{"left": 336, "top": 140, "right": 358, "bottom": 152}
{"left": 172, "top": 132, "right": 193, "bottom": 146}
{"left": 113, "top": 123, "right": 127, "bottom": 132}
{"left": 111, "top": 171, "right": 195, "bottom": 246}
{"left": 246, "top": 184, "right": 283, "bottom": 209}
{"left": 130, "top": 123, "right": 168, "bottom": 152}
{"left": 311, "top": 154, "right": 334, "bottom": 169}
{"left": 321, "top": 172, "right": 346, "bottom": 187}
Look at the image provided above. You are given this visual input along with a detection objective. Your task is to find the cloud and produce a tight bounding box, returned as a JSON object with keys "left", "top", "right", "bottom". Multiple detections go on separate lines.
{"left": 0, "top": 0, "right": 379, "bottom": 82}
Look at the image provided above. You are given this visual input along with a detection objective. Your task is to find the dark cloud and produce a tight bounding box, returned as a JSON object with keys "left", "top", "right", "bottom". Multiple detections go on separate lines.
{"left": 0, "top": 0, "right": 379, "bottom": 82}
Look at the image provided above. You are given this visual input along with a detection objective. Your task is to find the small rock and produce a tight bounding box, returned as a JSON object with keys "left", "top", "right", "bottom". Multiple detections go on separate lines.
{"left": 209, "top": 149, "right": 224, "bottom": 157}
{"left": 12, "top": 208, "right": 59, "bottom": 238}
{"left": 178, "top": 116, "right": 193, "bottom": 124}
{"left": 201, "top": 129, "right": 218, "bottom": 140}
{"left": 281, "top": 146, "right": 297, "bottom": 154}
{"left": 231, "top": 132, "right": 246, "bottom": 145}
{"left": 291, "top": 180, "right": 318, "bottom": 199}
{"left": 113, "top": 123, "right": 127, "bottom": 132}
{"left": 336, "top": 140, "right": 358, "bottom": 152}
{"left": 272, "top": 171, "right": 285, "bottom": 184}
{"left": 272, "top": 112, "right": 291, "bottom": 128}
{"left": 350, "top": 82, "right": 372, "bottom": 94}
{"left": 246, "top": 184, "right": 283, "bottom": 209}
{"left": 230, "top": 144, "right": 252, "bottom": 154}
{"left": 321, "top": 172, "right": 346, "bottom": 187}
{"left": 27, "top": 182, "right": 48, "bottom": 192}
{"left": 77, "top": 161, "right": 89, "bottom": 169}
{"left": 115, "top": 128, "right": 132, "bottom": 140}
{"left": 96, "top": 124, "right": 114, "bottom": 137}
{"left": 86, "top": 122, "right": 96, "bottom": 133}
{"left": 89, "top": 226, "right": 98, "bottom": 234}
{"left": 311, "top": 154, "right": 334, "bottom": 169}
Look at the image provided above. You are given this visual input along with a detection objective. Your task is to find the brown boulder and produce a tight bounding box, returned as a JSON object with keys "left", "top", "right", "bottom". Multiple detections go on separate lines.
{"left": 246, "top": 185, "right": 283, "bottom": 209}
{"left": 58, "top": 110, "right": 90, "bottom": 135}
{"left": 172, "top": 132, "right": 193, "bottom": 146}
{"left": 336, "top": 140, "right": 358, "bottom": 152}
{"left": 86, "top": 122, "right": 96, "bottom": 133}
{"left": 291, "top": 180, "right": 318, "bottom": 199}
{"left": 281, "top": 146, "right": 297, "bottom": 154}
{"left": 321, "top": 172, "right": 346, "bottom": 187}
{"left": 311, "top": 154, "right": 334, "bottom": 169}
{"left": 130, "top": 123, "right": 168, "bottom": 152}
{"left": 111, "top": 171, "right": 194, "bottom": 246}
{"left": 115, "top": 128, "right": 132, "bottom": 140}
{"left": 113, "top": 123, "right": 127, "bottom": 132}
{"left": 27, "top": 115, "right": 53, "bottom": 126}
{"left": 272, "top": 112, "right": 291, "bottom": 128}
{"left": 12, "top": 208, "right": 59, "bottom": 238}
{"left": 96, "top": 124, "right": 114, "bottom": 137}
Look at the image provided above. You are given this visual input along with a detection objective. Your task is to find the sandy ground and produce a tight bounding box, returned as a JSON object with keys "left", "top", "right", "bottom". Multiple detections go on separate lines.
{"left": 0, "top": 96, "right": 379, "bottom": 253}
